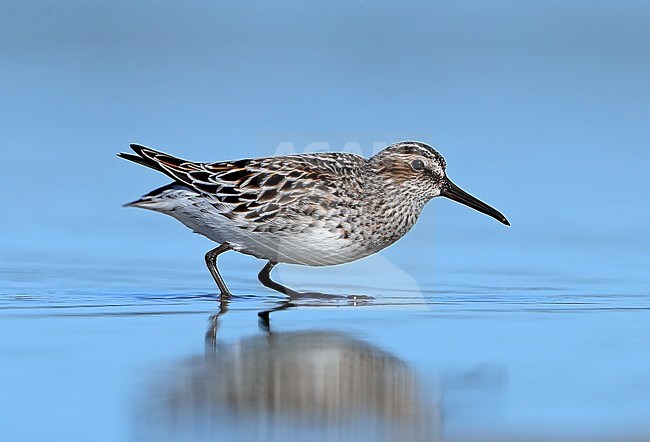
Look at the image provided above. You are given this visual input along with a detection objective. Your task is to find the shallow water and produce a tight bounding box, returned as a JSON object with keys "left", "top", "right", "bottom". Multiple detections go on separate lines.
{"left": 2, "top": 240, "right": 650, "bottom": 441}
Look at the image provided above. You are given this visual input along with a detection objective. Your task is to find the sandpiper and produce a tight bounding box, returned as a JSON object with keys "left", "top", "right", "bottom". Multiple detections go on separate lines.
{"left": 119, "top": 141, "right": 509, "bottom": 298}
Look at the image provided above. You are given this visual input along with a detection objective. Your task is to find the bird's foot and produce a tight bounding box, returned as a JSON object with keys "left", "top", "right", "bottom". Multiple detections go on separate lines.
{"left": 345, "top": 294, "right": 374, "bottom": 305}
{"left": 287, "top": 290, "right": 374, "bottom": 303}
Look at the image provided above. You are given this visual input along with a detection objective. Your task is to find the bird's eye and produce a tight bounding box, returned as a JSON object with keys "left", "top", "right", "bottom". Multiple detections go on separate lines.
{"left": 410, "top": 159, "right": 425, "bottom": 171}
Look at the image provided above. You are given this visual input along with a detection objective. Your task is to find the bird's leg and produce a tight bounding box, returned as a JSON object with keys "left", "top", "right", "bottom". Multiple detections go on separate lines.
{"left": 205, "top": 243, "right": 233, "bottom": 298}
{"left": 258, "top": 260, "right": 302, "bottom": 299}
{"left": 258, "top": 260, "right": 350, "bottom": 300}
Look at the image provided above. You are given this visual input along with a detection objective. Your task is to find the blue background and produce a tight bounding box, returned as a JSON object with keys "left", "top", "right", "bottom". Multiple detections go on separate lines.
{"left": 2, "top": 1, "right": 650, "bottom": 440}
{"left": 3, "top": 0, "right": 649, "bottom": 280}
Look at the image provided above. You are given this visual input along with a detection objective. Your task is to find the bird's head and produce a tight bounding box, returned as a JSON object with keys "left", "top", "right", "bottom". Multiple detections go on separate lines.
{"left": 369, "top": 141, "right": 510, "bottom": 226}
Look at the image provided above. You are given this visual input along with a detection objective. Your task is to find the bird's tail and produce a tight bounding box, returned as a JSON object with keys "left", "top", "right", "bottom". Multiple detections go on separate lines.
{"left": 119, "top": 144, "right": 195, "bottom": 209}
{"left": 122, "top": 182, "right": 188, "bottom": 209}
{"left": 118, "top": 144, "right": 172, "bottom": 172}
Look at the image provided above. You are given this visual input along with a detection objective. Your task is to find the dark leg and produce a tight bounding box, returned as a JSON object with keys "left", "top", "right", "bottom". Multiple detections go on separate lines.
{"left": 257, "top": 260, "right": 352, "bottom": 300}
{"left": 205, "top": 243, "right": 233, "bottom": 297}
{"left": 258, "top": 260, "right": 301, "bottom": 298}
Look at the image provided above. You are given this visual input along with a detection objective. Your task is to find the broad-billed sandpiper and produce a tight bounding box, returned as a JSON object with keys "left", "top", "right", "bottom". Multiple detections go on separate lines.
{"left": 119, "top": 141, "right": 509, "bottom": 298}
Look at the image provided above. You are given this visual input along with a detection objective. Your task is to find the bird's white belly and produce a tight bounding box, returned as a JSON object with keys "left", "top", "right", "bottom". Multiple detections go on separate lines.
{"left": 160, "top": 194, "right": 367, "bottom": 266}
{"left": 233, "top": 227, "right": 363, "bottom": 266}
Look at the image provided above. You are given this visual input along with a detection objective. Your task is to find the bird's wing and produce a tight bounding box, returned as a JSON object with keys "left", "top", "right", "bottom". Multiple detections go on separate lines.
{"left": 121, "top": 144, "right": 366, "bottom": 228}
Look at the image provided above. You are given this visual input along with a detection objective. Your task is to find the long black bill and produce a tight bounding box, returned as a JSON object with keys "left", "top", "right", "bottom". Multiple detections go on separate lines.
{"left": 441, "top": 178, "right": 510, "bottom": 226}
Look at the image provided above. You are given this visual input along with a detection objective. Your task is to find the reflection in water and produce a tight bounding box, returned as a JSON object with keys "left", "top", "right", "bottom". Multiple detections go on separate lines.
{"left": 138, "top": 301, "right": 439, "bottom": 441}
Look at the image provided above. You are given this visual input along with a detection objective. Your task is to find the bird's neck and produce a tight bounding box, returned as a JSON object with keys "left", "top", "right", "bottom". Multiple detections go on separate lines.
{"left": 359, "top": 169, "right": 427, "bottom": 246}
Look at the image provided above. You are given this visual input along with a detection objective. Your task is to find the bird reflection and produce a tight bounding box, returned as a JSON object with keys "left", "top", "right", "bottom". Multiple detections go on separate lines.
{"left": 146, "top": 299, "right": 439, "bottom": 441}
{"left": 205, "top": 297, "right": 298, "bottom": 346}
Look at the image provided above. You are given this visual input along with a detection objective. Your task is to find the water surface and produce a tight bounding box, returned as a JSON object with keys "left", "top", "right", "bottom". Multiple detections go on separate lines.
{"left": 2, "top": 244, "right": 650, "bottom": 441}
